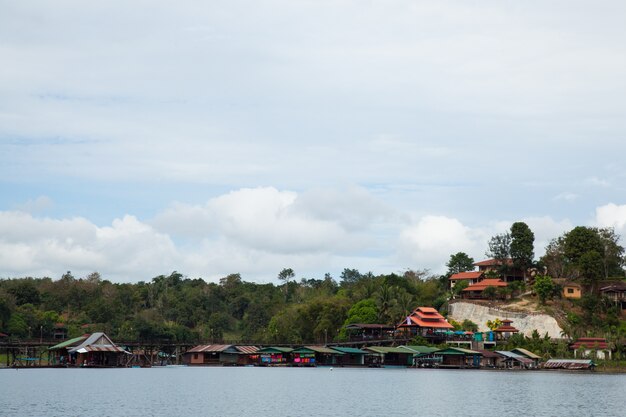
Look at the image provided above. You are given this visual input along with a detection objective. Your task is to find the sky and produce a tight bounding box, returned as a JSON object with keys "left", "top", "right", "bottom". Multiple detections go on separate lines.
{"left": 1, "top": 1, "right": 626, "bottom": 283}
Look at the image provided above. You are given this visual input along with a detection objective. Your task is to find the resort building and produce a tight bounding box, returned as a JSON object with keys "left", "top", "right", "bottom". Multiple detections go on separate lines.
{"left": 493, "top": 319, "right": 519, "bottom": 341}
{"left": 448, "top": 271, "right": 484, "bottom": 289}
{"left": 396, "top": 306, "right": 454, "bottom": 337}
{"left": 474, "top": 259, "right": 524, "bottom": 283}
{"left": 343, "top": 323, "right": 395, "bottom": 341}
{"left": 461, "top": 279, "right": 508, "bottom": 299}
{"left": 66, "top": 332, "right": 130, "bottom": 367}
{"left": 600, "top": 282, "right": 626, "bottom": 311}
{"left": 570, "top": 337, "right": 612, "bottom": 360}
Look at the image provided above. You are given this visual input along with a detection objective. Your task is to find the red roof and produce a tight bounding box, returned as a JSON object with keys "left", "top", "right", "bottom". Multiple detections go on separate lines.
{"left": 570, "top": 338, "right": 609, "bottom": 350}
{"left": 449, "top": 271, "right": 483, "bottom": 280}
{"left": 187, "top": 344, "right": 232, "bottom": 353}
{"left": 462, "top": 279, "right": 507, "bottom": 292}
{"left": 398, "top": 306, "right": 454, "bottom": 329}
{"left": 474, "top": 258, "right": 513, "bottom": 267}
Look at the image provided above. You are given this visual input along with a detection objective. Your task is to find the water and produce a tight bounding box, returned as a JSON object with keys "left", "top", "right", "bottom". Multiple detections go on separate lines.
{"left": 1, "top": 367, "right": 624, "bottom": 417}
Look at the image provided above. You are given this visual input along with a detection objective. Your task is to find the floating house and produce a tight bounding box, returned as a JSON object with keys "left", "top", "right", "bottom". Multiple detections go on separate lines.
{"left": 396, "top": 306, "right": 454, "bottom": 338}
{"left": 219, "top": 346, "right": 259, "bottom": 366}
{"left": 402, "top": 345, "right": 441, "bottom": 367}
{"left": 67, "top": 332, "right": 130, "bottom": 367}
{"left": 363, "top": 346, "right": 414, "bottom": 367}
{"left": 257, "top": 347, "right": 293, "bottom": 366}
{"left": 48, "top": 335, "right": 89, "bottom": 365}
{"left": 543, "top": 359, "right": 595, "bottom": 370}
{"left": 291, "top": 347, "right": 317, "bottom": 366}
{"left": 495, "top": 351, "right": 536, "bottom": 369}
{"left": 511, "top": 348, "right": 542, "bottom": 367}
{"left": 305, "top": 346, "right": 344, "bottom": 366}
{"left": 331, "top": 347, "right": 368, "bottom": 366}
{"left": 434, "top": 347, "right": 482, "bottom": 368}
{"left": 474, "top": 349, "right": 503, "bottom": 368}
{"left": 184, "top": 344, "right": 232, "bottom": 365}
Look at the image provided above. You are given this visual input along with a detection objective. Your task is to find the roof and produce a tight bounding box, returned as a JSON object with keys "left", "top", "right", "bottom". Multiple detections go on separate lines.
{"left": 543, "top": 359, "right": 595, "bottom": 369}
{"left": 0, "top": 332, "right": 9, "bottom": 337}
{"left": 600, "top": 282, "right": 626, "bottom": 292}
{"left": 305, "top": 346, "right": 344, "bottom": 354}
{"left": 187, "top": 344, "right": 232, "bottom": 353}
{"left": 570, "top": 338, "right": 609, "bottom": 350}
{"left": 474, "top": 349, "right": 503, "bottom": 358}
{"left": 364, "top": 346, "right": 412, "bottom": 354}
{"left": 493, "top": 322, "right": 519, "bottom": 333}
{"left": 68, "top": 332, "right": 129, "bottom": 354}
{"left": 344, "top": 323, "right": 394, "bottom": 330}
{"left": 234, "top": 346, "right": 259, "bottom": 354}
{"left": 495, "top": 351, "right": 534, "bottom": 364}
{"left": 474, "top": 258, "right": 513, "bottom": 267}
{"left": 257, "top": 346, "right": 294, "bottom": 354}
{"left": 511, "top": 348, "right": 541, "bottom": 360}
{"left": 49, "top": 335, "right": 88, "bottom": 350}
{"left": 401, "top": 345, "right": 440, "bottom": 354}
{"left": 435, "top": 347, "right": 482, "bottom": 356}
{"left": 449, "top": 271, "right": 483, "bottom": 280}
{"left": 398, "top": 306, "right": 454, "bottom": 329}
{"left": 463, "top": 279, "right": 507, "bottom": 292}
{"left": 331, "top": 347, "right": 367, "bottom": 354}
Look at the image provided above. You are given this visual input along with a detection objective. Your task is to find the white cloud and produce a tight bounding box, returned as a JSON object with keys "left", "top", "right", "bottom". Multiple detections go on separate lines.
{"left": 553, "top": 192, "right": 579, "bottom": 202}
{"left": 595, "top": 203, "right": 626, "bottom": 232}
{"left": 583, "top": 177, "right": 610, "bottom": 188}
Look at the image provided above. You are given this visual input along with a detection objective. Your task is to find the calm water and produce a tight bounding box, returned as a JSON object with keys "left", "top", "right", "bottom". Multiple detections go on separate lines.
{"left": 1, "top": 367, "right": 624, "bottom": 417}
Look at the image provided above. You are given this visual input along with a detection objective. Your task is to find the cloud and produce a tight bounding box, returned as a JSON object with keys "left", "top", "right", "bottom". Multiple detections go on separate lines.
{"left": 594, "top": 203, "right": 626, "bottom": 232}
{"left": 553, "top": 192, "right": 579, "bottom": 202}
{"left": 13, "top": 195, "right": 54, "bottom": 213}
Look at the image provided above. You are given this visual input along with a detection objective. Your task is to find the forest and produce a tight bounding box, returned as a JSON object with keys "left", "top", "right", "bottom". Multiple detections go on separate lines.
{"left": 1, "top": 224, "right": 625, "bottom": 347}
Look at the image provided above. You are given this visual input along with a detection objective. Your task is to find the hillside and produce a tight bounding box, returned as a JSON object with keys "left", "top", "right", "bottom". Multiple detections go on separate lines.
{"left": 448, "top": 300, "right": 563, "bottom": 338}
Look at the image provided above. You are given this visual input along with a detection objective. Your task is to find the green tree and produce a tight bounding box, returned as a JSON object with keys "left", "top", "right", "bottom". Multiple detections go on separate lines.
{"left": 533, "top": 274, "right": 554, "bottom": 305}
{"left": 483, "top": 286, "right": 498, "bottom": 301}
{"left": 510, "top": 222, "right": 535, "bottom": 278}
{"left": 446, "top": 252, "right": 475, "bottom": 275}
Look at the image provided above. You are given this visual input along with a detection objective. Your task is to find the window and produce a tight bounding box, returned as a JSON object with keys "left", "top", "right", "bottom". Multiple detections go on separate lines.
{"left": 193, "top": 353, "right": 198, "bottom": 360}
{"left": 567, "top": 288, "right": 574, "bottom": 294}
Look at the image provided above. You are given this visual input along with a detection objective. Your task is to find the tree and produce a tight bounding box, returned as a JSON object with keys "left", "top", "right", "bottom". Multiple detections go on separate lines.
{"left": 510, "top": 222, "right": 535, "bottom": 278}
{"left": 483, "top": 286, "right": 498, "bottom": 301}
{"left": 486, "top": 233, "right": 511, "bottom": 263}
{"left": 595, "top": 227, "right": 626, "bottom": 278}
{"left": 533, "top": 274, "right": 554, "bottom": 305}
{"left": 277, "top": 268, "right": 295, "bottom": 284}
{"left": 446, "top": 252, "right": 475, "bottom": 275}
{"left": 339, "top": 268, "right": 362, "bottom": 285}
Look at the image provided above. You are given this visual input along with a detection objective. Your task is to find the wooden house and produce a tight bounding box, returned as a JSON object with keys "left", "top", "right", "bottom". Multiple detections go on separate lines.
{"left": 474, "top": 258, "right": 524, "bottom": 283}
{"left": 184, "top": 344, "right": 231, "bottom": 365}
{"left": 511, "top": 348, "right": 542, "bottom": 367}
{"left": 257, "top": 347, "right": 293, "bottom": 366}
{"left": 305, "top": 346, "right": 344, "bottom": 366}
{"left": 433, "top": 347, "right": 482, "bottom": 368}
{"left": 48, "top": 335, "right": 88, "bottom": 365}
{"left": 363, "top": 346, "right": 414, "bottom": 367}
{"left": 343, "top": 323, "right": 395, "bottom": 341}
{"left": 474, "top": 349, "right": 503, "bottom": 368}
{"left": 331, "top": 347, "right": 368, "bottom": 366}
{"left": 600, "top": 282, "right": 626, "bottom": 310}
{"left": 66, "top": 332, "right": 130, "bottom": 367}
{"left": 219, "top": 346, "right": 259, "bottom": 366}
{"left": 495, "top": 351, "right": 536, "bottom": 369}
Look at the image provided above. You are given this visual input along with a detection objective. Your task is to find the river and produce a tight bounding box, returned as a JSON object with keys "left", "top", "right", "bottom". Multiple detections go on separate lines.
{"left": 1, "top": 367, "right": 624, "bottom": 417}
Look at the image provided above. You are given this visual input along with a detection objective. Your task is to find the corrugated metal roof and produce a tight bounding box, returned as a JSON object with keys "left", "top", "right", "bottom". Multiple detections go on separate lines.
{"left": 187, "top": 344, "right": 232, "bottom": 353}
{"left": 68, "top": 332, "right": 130, "bottom": 354}
{"left": 364, "top": 346, "right": 411, "bottom": 354}
{"left": 331, "top": 347, "right": 367, "bottom": 354}
{"left": 543, "top": 359, "right": 595, "bottom": 369}
{"left": 235, "top": 346, "right": 259, "bottom": 354}
{"left": 511, "top": 348, "right": 541, "bottom": 360}
{"left": 48, "top": 335, "right": 88, "bottom": 350}
{"left": 257, "top": 346, "right": 293, "bottom": 353}
{"left": 401, "top": 345, "right": 439, "bottom": 354}
{"left": 436, "top": 347, "right": 482, "bottom": 355}
{"left": 305, "top": 346, "right": 344, "bottom": 354}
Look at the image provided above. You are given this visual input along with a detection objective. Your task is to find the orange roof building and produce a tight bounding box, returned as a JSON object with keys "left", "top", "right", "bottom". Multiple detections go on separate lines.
{"left": 449, "top": 271, "right": 484, "bottom": 289}
{"left": 462, "top": 279, "right": 508, "bottom": 299}
{"left": 397, "top": 306, "right": 453, "bottom": 337}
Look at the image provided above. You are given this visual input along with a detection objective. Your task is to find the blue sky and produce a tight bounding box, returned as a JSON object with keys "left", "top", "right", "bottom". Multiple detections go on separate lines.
{"left": 1, "top": 1, "right": 626, "bottom": 282}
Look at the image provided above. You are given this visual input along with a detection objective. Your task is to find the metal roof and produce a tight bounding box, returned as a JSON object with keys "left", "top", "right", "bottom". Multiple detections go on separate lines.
{"left": 436, "top": 347, "right": 482, "bottom": 355}
{"left": 48, "top": 335, "right": 88, "bottom": 350}
{"left": 187, "top": 344, "right": 232, "bottom": 353}
{"left": 401, "top": 345, "right": 440, "bottom": 354}
{"left": 543, "top": 359, "right": 595, "bottom": 369}
{"left": 331, "top": 347, "right": 367, "bottom": 354}
{"left": 257, "top": 346, "right": 293, "bottom": 353}
{"left": 68, "top": 332, "right": 130, "bottom": 354}
{"left": 235, "top": 346, "right": 259, "bottom": 354}
{"left": 364, "top": 346, "right": 412, "bottom": 354}
{"left": 305, "top": 346, "right": 344, "bottom": 354}
{"left": 511, "top": 348, "right": 541, "bottom": 360}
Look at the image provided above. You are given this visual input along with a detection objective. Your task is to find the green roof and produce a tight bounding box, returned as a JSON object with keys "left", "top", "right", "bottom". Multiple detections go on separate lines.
{"left": 401, "top": 345, "right": 440, "bottom": 354}
{"left": 331, "top": 347, "right": 367, "bottom": 354}
{"left": 48, "top": 336, "right": 87, "bottom": 350}
{"left": 305, "top": 346, "right": 344, "bottom": 354}
{"left": 257, "top": 346, "right": 293, "bottom": 354}
{"left": 365, "top": 346, "right": 412, "bottom": 354}
{"left": 435, "top": 347, "right": 482, "bottom": 355}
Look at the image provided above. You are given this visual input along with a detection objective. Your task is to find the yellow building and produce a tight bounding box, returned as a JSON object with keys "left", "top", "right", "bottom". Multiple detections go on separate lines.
{"left": 562, "top": 282, "right": 582, "bottom": 299}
